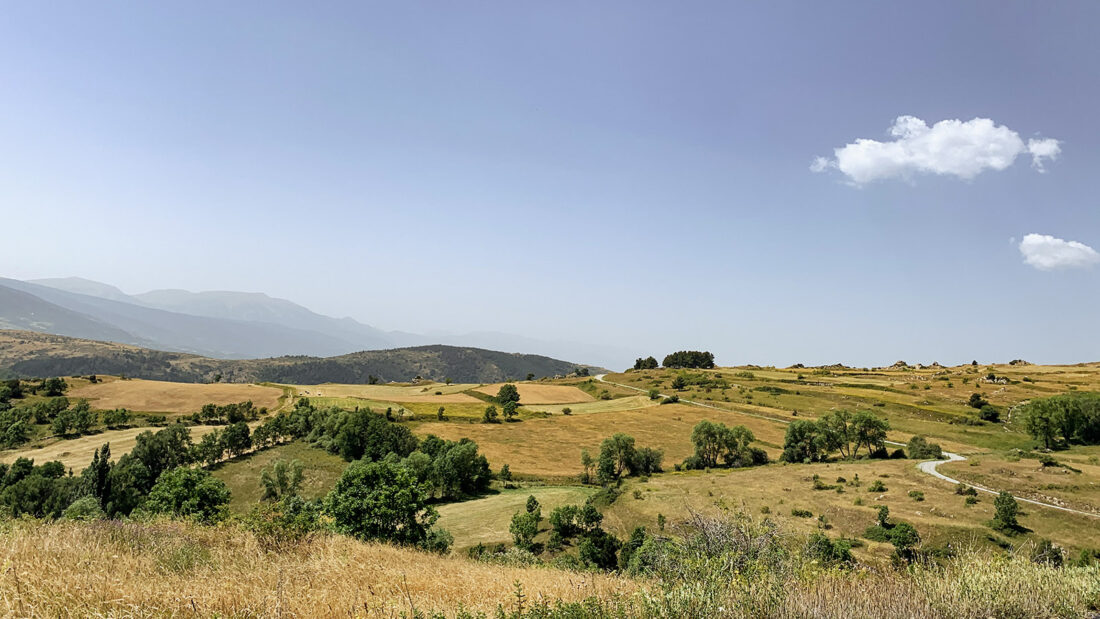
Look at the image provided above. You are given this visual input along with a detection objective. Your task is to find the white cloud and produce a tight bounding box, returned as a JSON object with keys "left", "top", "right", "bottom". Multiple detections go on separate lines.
{"left": 1027, "top": 137, "right": 1061, "bottom": 172}
{"left": 813, "top": 116, "right": 1061, "bottom": 185}
{"left": 1019, "top": 233, "right": 1100, "bottom": 270}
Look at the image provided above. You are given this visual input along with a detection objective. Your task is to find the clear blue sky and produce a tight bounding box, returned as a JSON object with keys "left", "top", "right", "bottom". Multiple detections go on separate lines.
{"left": 3, "top": 2, "right": 1099, "bottom": 368}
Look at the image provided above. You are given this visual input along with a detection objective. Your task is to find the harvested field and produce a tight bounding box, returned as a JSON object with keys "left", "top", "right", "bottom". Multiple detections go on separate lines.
{"left": 416, "top": 403, "right": 788, "bottom": 478}
{"left": 69, "top": 378, "right": 282, "bottom": 414}
{"left": 474, "top": 383, "right": 594, "bottom": 404}
{"left": 521, "top": 394, "right": 659, "bottom": 415}
{"left": 290, "top": 382, "right": 481, "bottom": 403}
{"left": 0, "top": 424, "right": 226, "bottom": 471}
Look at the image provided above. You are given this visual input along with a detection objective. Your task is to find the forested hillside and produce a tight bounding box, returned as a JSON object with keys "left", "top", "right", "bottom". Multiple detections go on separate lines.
{"left": 0, "top": 331, "right": 597, "bottom": 384}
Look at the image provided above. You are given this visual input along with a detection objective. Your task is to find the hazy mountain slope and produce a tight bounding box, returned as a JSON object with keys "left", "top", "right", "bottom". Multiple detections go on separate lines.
{"left": 0, "top": 279, "right": 358, "bottom": 359}
{"left": 0, "top": 284, "right": 144, "bottom": 345}
{"left": 28, "top": 277, "right": 133, "bottom": 303}
{"left": 0, "top": 330, "right": 597, "bottom": 383}
{"left": 131, "top": 289, "right": 395, "bottom": 350}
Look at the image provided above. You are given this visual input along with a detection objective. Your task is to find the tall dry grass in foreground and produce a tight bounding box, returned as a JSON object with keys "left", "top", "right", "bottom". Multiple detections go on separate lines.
{"left": 1, "top": 517, "right": 1099, "bottom": 618}
{"left": 0, "top": 519, "right": 632, "bottom": 618}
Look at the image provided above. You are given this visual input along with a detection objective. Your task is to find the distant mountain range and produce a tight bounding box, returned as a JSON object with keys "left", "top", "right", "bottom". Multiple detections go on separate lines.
{"left": 0, "top": 330, "right": 597, "bottom": 384}
{"left": 0, "top": 276, "right": 626, "bottom": 367}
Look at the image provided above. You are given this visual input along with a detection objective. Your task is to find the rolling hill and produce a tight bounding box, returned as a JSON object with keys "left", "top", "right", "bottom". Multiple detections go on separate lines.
{"left": 0, "top": 330, "right": 597, "bottom": 383}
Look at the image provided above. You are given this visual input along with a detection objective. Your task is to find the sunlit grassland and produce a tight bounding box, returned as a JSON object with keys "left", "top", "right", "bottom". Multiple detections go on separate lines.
{"left": 415, "top": 403, "right": 789, "bottom": 480}
{"left": 436, "top": 485, "right": 597, "bottom": 550}
{"left": 210, "top": 440, "right": 349, "bottom": 512}
{"left": 599, "top": 457, "right": 1100, "bottom": 558}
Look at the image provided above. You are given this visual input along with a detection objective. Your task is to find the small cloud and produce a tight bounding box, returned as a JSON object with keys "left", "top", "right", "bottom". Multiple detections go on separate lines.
{"left": 813, "top": 116, "right": 1061, "bottom": 185}
{"left": 809, "top": 156, "right": 831, "bottom": 173}
{"left": 1027, "top": 138, "right": 1061, "bottom": 172}
{"left": 1019, "top": 233, "right": 1100, "bottom": 270}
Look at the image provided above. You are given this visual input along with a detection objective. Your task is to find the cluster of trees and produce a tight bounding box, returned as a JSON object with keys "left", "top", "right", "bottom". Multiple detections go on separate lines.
{"left": 193, "top": 422, "right": 254, "bottom": 466}
{"left": 481, "top": 384, "right": 523, "bottom": 423}
{"left": 682, "top": 420, "right": 768, "bottom": 470}
{"left": 191, "top": 401, "right": 263, "bottom": 425}
{"left": 632, "top": 356, "right": 659, "bottom": 370}
{"left": 780, "top": 410, "right": 890, "bottom": 463}
{"left": 580, "top": 433, "right": 663, "bottom": 484}
{"left": 1019, "top": 392, "right": 1100, "bottom": 449}
{"left": 504, "top": 496, "right": 633, "bottom": 570}
{"left": 49, "top": 399, "right": 97, "bottom": 436}
{"left": 661, "top": 351, "right": 716, "bottom": 369}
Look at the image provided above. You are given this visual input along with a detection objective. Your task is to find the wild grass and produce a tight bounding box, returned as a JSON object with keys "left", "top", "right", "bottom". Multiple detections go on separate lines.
{"left": 0, "top": 518, "right": 633, "bottom": 618}
{"left": 210, "top": 440, "right": 349, "bottom": 512}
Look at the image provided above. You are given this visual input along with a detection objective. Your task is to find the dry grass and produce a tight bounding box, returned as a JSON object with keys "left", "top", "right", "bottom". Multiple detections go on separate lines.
{"left": 474, "top": 383, "right": 595, "bottom": 405}
{"left": 291, "top": 382, "right": 481, "bottom": 403}
{"left": 0, "top": 519, "right": 635, "bottom": 618}
{"left": 600, "top": 458, "right": 1100, "bottom": 558}
{"left": 0, "top": 424, "right": 226, "bottom": 471}
{"left": 415, "top": 404, "right": 788, "bottom": 479}
{"left": 521, "top": 395, "right": 659, "bottom": 415}
{"left": 69, "top": 378, "right": 282, "bottom": 414}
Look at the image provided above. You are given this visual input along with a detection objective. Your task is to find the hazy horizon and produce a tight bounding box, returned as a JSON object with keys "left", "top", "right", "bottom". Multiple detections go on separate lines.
{"left": 4, "top": 2, "right": 1100, "bottom": 369}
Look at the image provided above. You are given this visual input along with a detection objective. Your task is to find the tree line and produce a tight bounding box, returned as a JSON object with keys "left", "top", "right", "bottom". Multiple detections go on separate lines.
{"left": 633, "top": 351, "right": 716, "bottom": 370}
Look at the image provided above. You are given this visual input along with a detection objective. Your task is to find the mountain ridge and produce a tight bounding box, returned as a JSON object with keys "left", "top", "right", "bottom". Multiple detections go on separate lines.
{"left": 0, "top": 330, "right": 601, "bottom": 384}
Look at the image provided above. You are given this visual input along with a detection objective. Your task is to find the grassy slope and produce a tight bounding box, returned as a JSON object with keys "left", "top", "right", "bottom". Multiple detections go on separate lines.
{"left": 210, "top": 440, "right": 349, "bottom": 512}
{"left": 436, "top": 485, "right": 598, "bottom": 550}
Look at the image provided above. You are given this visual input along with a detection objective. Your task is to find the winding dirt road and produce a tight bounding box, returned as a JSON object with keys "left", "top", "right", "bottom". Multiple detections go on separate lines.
{"left": 594, "top": 374, "right": 1100, "bottom": 520}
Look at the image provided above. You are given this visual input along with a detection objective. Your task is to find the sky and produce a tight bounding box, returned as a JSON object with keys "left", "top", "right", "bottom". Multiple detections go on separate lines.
{"left": 2, "top": 2, "right": 1099, "bottom": 369}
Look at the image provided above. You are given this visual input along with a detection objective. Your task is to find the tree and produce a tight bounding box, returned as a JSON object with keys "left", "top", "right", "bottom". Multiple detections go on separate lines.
{"left": 324, "top": 459, "right": 438, "bottom": 546}
{"left": 526, "top": 373, "right": 535, "bottom": 381}
{"left": 261, "top": 459, "right": 304, "bottom": 501}
{"left": 579, "top": 528, "right": 621, "bottom": 569}
{"left": 221, "top": 421, "right": 252, "bottom": 458}
{"left": 437, "top": 406, "right": 446, "bottom": 421}
{"left": 780, "top": 420, "right": 828, "bottom": 463}
{"left": 496, "top": 384, "right": 521, "bottom": 406}
{"left": 81, "top": 443, "right": 112, "bottom": 502}
{"left": 194, "top": 431, "right": 225, "bottom": 467}
{"left": 145, "top": 467, "right": 231, "bottom": 524}
{"left": 850, "top": 411, "right": 889, "bottom": 456}
{"left": 510, "top": 509, "right": 540, "bottom": 551}
{"left": 526, "top": 494, "right": 540, "bottom": 514}
{"left": 906, "top": 435, "right": 943, "bottom": 460}
{"left": 580, "top": 450, "right": 595, "bottom": 484}
{"left": 633, "top": 357, "right": 659, "bottom": 370}
{"left": 979, "top": 404, "right": 1000, "bottom": 423}
{"left": 1023, "top": 399, "right": 1060, "bottom": 449}
{"left": 63, "top": 496, "right": 105, "bottom": 521}
{"left": 482, "top": 405, "right": 499, "bottom": 424}
{"left": 689, "top": 420, "right": 756, "bottom": 469}
{"left": 670, "top": 375, "right": 687, "bottom": 390}
{"left": 41, "top": 378, "right": 68, "bottom": 397}
{"left": 992, "top": 491, "right": 1020, "bottom": 532}
{"left": 597, "top": 433, "right": 637, "bottom": 483}
{"left": 968, "top": 393, "right": 989, "bottom": 409}
{"left": 502, "top": 400, "right": 519, "bottom": 421}
{"left": 888, "top": 522, "right": 921, "bottom": 558}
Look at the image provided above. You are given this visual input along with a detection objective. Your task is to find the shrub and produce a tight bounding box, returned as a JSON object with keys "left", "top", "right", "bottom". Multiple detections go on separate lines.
{"left": 868, "top": 480, "right": 887, "bottom": 492}
{"left": 979, "top": 405, "right": 1000, "bottom": 422}
{"left": 791, "top": 508, "right": 813, "bottom": 518}
{"left": 144, "top": 468, "right": 231, "bottom": 524}
{"left": 63, "top": 496, "right": 105, "bottom": 521}
{"left": 324, "top": 459, "right": 438, "bottom": 546}
{"left": 908, "top": 490, "right": 925, "bottom": 502}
